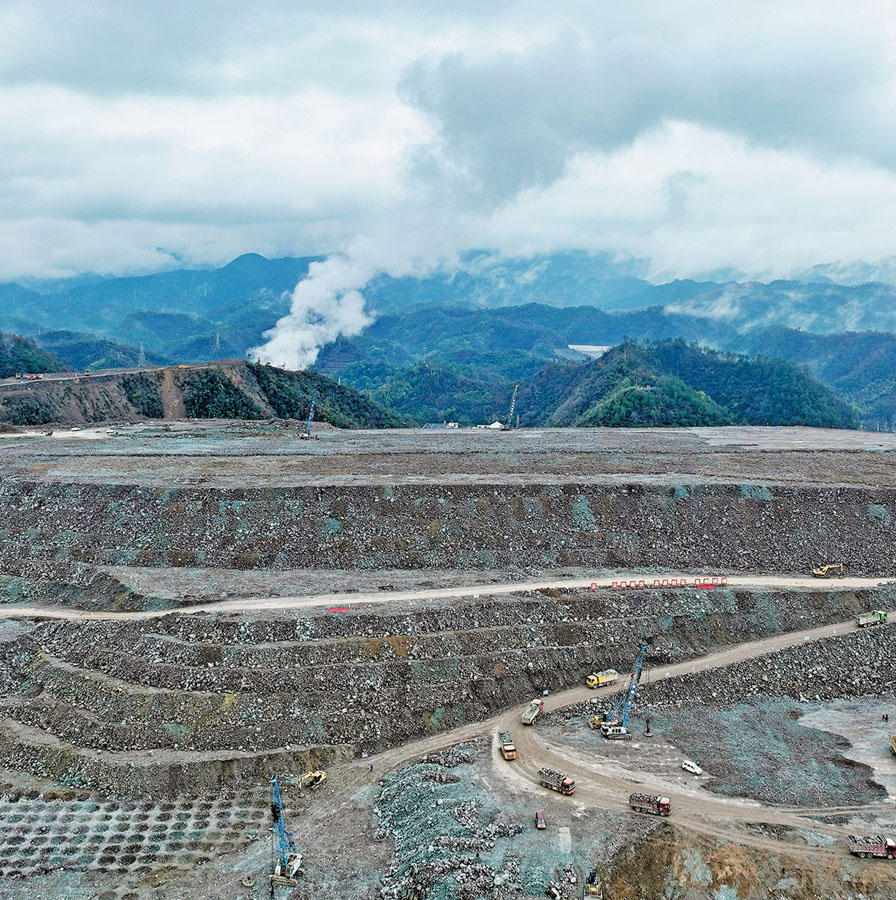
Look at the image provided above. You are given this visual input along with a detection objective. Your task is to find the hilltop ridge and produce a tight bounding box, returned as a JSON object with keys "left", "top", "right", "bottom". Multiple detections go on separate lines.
{"left": 0, "top": 360, "right": 407, "bottom": 428}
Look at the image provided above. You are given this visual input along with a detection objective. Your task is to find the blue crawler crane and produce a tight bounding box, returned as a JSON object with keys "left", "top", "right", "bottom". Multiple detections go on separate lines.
{"left": 599, "top": 641, "right": 649, "bottom": 740}
{"left": 269, "top": 775, "right": 304, "bottom": 888}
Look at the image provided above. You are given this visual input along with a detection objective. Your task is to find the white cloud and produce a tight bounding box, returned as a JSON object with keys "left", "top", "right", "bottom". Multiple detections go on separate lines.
{"left": 1, "top": 0, "right": 895, "bottom": 294}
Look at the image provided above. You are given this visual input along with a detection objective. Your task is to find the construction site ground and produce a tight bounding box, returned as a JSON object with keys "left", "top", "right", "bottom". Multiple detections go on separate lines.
{"left": 1, "top": 423, "right": 896, "bottom": 899}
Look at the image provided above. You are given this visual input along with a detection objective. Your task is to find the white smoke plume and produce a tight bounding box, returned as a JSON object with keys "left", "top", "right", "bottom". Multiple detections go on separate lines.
{"left": 251, "top": 245, "right": 380, "bottom": 370}
{"left": 250, "top": 233, "right": 454, "bottom": 370}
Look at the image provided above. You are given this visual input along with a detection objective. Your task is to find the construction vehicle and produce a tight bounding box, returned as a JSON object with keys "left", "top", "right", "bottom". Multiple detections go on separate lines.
{"left": 269, "top": 775, "right": 304, "bottom": 887}
{"left": 890, "top": 735, "right": 896, "bottom": 756}
{"left": 586, "top": 669, "right": 619, "bottom": 689}
{"left": 537, "top": 766, "right": 576, "bottom": 795}
{"left": 585, "top": 871, "right": 603, "bottom": 897}
{"left": 813, "top": 563, "right": 846, "bottom": 578}
{"left": 504, "top": 384, "right": 518, "bottom": 430}
{"left": 594, "top": 642, "right": 648, "bottom": 739}
{"left": 848, "top": 834, "right": 896, "bottom": 859}
{"left": 282, "top": 770, "right": 327, "bottom": 789}
{"left": 858, "top": 610, "right": 888, "bottom": 628}
{"left": 300, "top": 394, "right": 317, "bottom": 440}
{"left": 498, "top": 731, "right": 517, "bottom": 760}
{"left": 628, "top": 792, "right": 671, "bottom": 816}
{"left": 521, "top": 698, "right": 544, "bottom": 725}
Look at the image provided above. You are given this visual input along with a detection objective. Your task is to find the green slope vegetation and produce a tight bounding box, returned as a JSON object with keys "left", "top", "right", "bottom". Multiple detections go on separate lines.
{"left": 35, "top": 330, "right": 169, "bottom": 370}
{"left": 0, "top": 332, "right": 67, "bottom": 378}
{"left": 366, "top": 362, "right": 511, "bottom": 427}
{"left": 577, "top": 375, "right": 730, "bottom": 427}
{"left": 248, "top": 363, "right": 411, "bottom": 429}
{"left": 518, "top": 340, "right": 858, "bottom": 428}
{"left": 735, "top": 327, "right": 896, "bottom": 430}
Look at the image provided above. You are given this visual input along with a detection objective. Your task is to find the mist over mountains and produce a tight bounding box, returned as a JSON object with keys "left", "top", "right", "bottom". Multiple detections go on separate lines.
{"left": 5, "top": 250, "right": 896, "bottom": 429}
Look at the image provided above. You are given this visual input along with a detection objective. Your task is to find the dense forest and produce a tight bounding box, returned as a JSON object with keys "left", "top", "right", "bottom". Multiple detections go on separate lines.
{"left": 248, "top": 363, "right": 410, "bottom": 429}
{"left": 517, "top": 340, "right": 858, "bottom": 429}
{"left": 0, "top": 332, "right": 66, "bottom": 378}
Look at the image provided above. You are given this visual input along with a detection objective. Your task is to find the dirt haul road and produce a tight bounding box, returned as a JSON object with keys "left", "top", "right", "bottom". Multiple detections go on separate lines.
{"left": 343, "top": 609, "right": 896, "bottom": 865}
{"left": 0, "top": 573, "right": 889, "bottom": 621}
{"left": 3, "top": 574, "right": 893, "bottom": 868}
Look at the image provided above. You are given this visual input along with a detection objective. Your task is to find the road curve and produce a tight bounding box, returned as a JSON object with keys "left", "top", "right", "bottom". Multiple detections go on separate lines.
{"left": 3, "top": 570, "right": 893, "bottom": 863}
{"left": 346, "top": 610, "right": 896, "bottom": 861}
{"left": 0, "top": 574, "right": 891, "bottom": 621}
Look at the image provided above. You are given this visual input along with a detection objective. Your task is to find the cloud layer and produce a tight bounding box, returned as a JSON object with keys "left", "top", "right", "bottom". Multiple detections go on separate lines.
{"left": 3, "top": 1, "right": 896, "bottom": 282}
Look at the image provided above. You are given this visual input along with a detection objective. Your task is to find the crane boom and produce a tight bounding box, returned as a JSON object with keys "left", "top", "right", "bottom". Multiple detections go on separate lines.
{"left": 615, "top": 642, "right": 648, "bottom": 727}
{"left": 598, "top": 641, "right": 649, "bottom": 739}
{"left": 270, "top": 775, "right": 303, "bottom": 886}
{"left": 305, "top": 394, "right": 317, "bottom": 436}
{"left": 507, "top": 384, "right": 518, "bottom": 428}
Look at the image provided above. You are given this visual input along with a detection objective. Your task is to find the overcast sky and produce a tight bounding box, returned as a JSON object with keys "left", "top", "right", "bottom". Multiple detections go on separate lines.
{"left": 3, "top": 0, "right": 895, "bottom": 281}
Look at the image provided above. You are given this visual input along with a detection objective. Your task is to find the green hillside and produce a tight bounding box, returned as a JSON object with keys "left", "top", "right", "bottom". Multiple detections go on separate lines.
{"left": 0, "top": 332, "right": 67, "bottom": 378}
{"left": 35, "top": 331, "right": 169, "bottom": 370}
{"left": 735, "top": 327, "right": 896, "bottom": 429}
{"left": 518, "top": 340, "right": 858, "bottom": 429}
{"left": 248, "top": 364, "right": 411, "bottom": 429}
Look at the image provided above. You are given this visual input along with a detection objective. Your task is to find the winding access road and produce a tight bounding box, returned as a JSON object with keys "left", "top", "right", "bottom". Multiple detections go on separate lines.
{"left": 3, "top": 571, "right": 894, "bottom": 868}
{"left": 0, "top": 573, "right": 889, "bottom": 621}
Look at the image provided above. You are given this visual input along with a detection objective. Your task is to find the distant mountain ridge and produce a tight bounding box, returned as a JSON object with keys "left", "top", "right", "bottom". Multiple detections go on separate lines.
{"left": 9, "top": 251, "right": 896, "bottom": 368}
{"left": 517, "top": 339, "right": 857, "bottom": 430}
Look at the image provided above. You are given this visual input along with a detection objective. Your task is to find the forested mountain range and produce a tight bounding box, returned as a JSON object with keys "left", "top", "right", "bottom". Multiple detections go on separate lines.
{"left": 362, "top": 339, "right": 857, "bottom": 429}
{"left": 9, "top": 251, "right": 896, "bottom": 364}
{"left": 6, "top": 250, "right": 896, "bottom": 428}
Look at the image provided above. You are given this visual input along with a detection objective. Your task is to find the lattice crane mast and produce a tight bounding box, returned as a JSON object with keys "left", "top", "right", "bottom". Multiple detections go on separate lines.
{"left": 300, "top": 394, "right": 317, "bottom": 440}
{"left": 506, "top": 383, "right": 519, "bottom": 429}
{"left": 269, "top": 775, "right": 304, "bottom": 888}
{"left": 599, "top": 641, "right": 649, "bottom": 740}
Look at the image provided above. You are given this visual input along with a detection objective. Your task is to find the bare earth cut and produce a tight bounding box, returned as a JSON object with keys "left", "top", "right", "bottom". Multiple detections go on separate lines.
{"left": 0, "top": 423, "right": 895, "bottom": 900}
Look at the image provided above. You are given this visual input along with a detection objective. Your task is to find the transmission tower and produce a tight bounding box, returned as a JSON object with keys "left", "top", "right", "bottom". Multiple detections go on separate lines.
{"left": 137, "top": 344, "right": 146, "bottom": 368}
{"left": 212, "top": 331, "right": 221, "bottom": 358}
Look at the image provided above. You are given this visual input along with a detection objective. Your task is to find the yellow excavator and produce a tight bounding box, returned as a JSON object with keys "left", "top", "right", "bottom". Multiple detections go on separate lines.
{"left": 281, "top": 770, "right": 327, "bottom": 789}
{"left": 812, "top": 563, "right": 845, "bottom": 579}
{"left": 297, "top": 770, "right": 327, "bottom": 788}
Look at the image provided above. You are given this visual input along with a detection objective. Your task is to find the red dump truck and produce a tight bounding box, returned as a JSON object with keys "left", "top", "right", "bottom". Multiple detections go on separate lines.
{"left": 848, "top": 835, "right": 896, "bottom": 859}
{"left": 628, "top": 792, "right": 671, "bottom": 816}
{"left": 537, "top": 767, "right": 576, "bottom": 795}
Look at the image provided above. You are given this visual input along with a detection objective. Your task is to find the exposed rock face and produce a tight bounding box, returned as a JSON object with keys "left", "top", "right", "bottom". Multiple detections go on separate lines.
{"left": 0, "top": 480, "right": 894, "bottom": 575}
{"left": 0, "top": 585, "right": 886, "bottom": 796}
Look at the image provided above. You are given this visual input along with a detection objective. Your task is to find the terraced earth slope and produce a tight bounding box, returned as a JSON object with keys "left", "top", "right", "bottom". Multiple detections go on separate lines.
{"left": 0, "top": 424, "right": 895, "bottom": 900}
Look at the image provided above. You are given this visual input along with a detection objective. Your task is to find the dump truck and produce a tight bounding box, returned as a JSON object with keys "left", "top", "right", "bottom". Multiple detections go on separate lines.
{"left": 537, "top": 766, "right": 576, "bottom": 795}
{"left": 628, "top": 792, "right": 671, "bottom": 816}
{"left": 498, "top": 731, "right": 516, "bottom": 760}
{"left": 857, "top": 610, "right": 888, "bottom": 628}
{"left": 586, "top": 669, "right": 619, "bottom": 689}
{"left": 521, "top": 698, "right": 544, "bottom": 725}
{"left": 848, "top": 834, "right": 896, "bottom": 859}
{"left": 813, "top": 563, "right": 845, "bottom": 578}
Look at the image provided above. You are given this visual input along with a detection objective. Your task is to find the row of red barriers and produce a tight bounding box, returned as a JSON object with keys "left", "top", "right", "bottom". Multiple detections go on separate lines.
{"left": 590, "top": 576, "right": 729, "bottom": 591}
